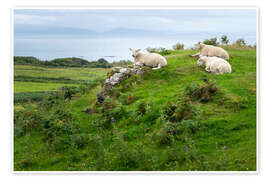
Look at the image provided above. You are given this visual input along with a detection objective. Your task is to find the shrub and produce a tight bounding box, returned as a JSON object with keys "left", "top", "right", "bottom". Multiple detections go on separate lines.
{"left": 221, "top": 35, "right": 229, "bottom": 45}
{"left": 163, "top": 97, "right": 196, "bottom": 123}
{"left": 159, "top": 48, "right": 173, "bottom": 56}
{"left": 235, "top": 38, "right": 246, "bottom": 46}
{"left": 59, "top": 86, "right": 79, "bottom": 100}
{"left": 146, "top": 47, "right": 172, "bottom": 56}
{"left": 40, "top": 108, "right": 79, "bottom": 151}
{"left": 225, "top": 96, "right": 249, "bottom": 112}
{"left": 119, "top": 93, "right": 136, "bottom": 105}
{"left": 70, "top": 133, "right": 90, "bottom": 149}
{"left": 136, "top": 101, "right": 147, "bottom": 115}
{"left": 203, "top": 38, "right": 219, "bottom": 46}
{"left": 173, "top": 43, "right": 184, "bottom": 50}
{"left": 14, "top": 106, "right": 43, "bottom": 137}
{"left": 185, "top": 81, "right": 218, "bottom": 102}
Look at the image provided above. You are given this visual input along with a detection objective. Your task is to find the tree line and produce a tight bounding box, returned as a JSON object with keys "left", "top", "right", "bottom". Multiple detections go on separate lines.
{"left": 14, "top": 56, "right": 132, "bottom": 68}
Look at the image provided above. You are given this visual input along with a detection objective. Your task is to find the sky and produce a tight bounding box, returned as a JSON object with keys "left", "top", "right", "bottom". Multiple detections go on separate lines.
{"left": 14, "top": 9, "right": 257, "bottom": 38}
{"left": 13, "top": 9, "right": 257, "bottom": 61}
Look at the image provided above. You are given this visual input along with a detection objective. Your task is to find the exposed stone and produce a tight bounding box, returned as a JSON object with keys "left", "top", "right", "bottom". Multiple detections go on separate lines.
{"left": 97, "top": 66, "right": 146, "bottom": 104}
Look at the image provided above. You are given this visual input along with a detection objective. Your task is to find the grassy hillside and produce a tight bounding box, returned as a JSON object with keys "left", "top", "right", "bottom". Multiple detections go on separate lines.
{"left": 13, "top": 49, "right": 256, "bottom": 171}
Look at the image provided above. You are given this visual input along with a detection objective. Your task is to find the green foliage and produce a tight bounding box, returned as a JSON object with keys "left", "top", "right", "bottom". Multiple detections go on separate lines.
{"left": 221, "top": 35, "right": 229, "bottom": 45}
{"left": 14, "top": 56, "right": 42, "bottom": 65}
{"left": 47, "top": 57, "right": 90, "bottom": 67}
{"left": 162, "top": 97, "right": 197, "bottom": 123}
{"left": 14, "top": 91, "right": 50, "bottom": 103}
{"left": 14, "top": 56, "right": 118, "bottom": 68}
{"left": 146, "top": 47, "right": 173, "bottom": 56}
{"left": 173, "top": 43, "right": 184, "bottom": 50}
{"left": 203, "top": 37, "right": 219, "bottom": 46}
{"left": 235, "top": 38, "right": 246, "bottom": 46}
{"left": 111, "top": 60, "right": 133, "bottom": 67}
{"left": 185, "top": 80, "right": 218, "bottom": 102}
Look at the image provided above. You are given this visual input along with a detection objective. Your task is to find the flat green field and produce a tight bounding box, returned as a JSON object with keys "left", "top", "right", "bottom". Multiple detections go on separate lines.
{"left": 13, "top": 65, "right": 109, "bottom": 103}
{"left": 14, "top": 65, "right": 108, "bottom": 80}
{"left": 14, "top": 81, "right": 78, "bottom": 93}
{"left": 14, "top": 49, "right": 257, "bottom": 171}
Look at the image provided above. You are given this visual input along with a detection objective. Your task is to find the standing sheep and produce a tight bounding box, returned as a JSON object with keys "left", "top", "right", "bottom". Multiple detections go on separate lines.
{"left": 197, "top": 56, "right": 232, "bottom": 74}
{"left": 129, "top": 48, "right": 167, "bottom": 70}
{"left": 190, "top": 42, "right": 229, "bottom": 60}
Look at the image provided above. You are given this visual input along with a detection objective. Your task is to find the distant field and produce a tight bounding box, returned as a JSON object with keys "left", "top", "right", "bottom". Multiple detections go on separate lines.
{"left": 14, "top": 65, "right": 108, "bottom": 103}
{"left": 14, "top": 65, "right": 108, "bottom": 80}
{"left": 14, "top": 81, "right": 79, "bottom": 93}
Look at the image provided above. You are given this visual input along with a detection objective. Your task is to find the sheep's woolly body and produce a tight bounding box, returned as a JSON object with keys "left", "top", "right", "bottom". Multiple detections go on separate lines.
{"left": 199, "top": 44, "right": 229, "bottom": 60}
{"left": 134, "top": 51, "right": 167, "bottom": 68}
{"left": 199, "top": 56, "right": 232, "bottom": 74}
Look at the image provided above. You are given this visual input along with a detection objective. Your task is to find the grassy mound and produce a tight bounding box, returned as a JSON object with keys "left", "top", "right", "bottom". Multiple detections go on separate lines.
{"left": 14, "top": 49, "right": 256, "bottom": 171}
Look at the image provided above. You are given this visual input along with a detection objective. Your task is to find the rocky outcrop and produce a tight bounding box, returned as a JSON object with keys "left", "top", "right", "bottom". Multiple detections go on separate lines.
{"left": 97, "top": 66, "right": 146, "bottom": 104}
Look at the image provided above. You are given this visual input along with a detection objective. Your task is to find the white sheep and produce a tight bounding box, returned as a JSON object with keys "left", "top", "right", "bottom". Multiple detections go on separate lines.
{"left": 129, "top": 48, "right": 167, "bottom": 70}
{"left": 191, "top": 42, "right": 229, "bottom": 60}
{"left": 197, "top": 56, "right": 232, "bottom": 74}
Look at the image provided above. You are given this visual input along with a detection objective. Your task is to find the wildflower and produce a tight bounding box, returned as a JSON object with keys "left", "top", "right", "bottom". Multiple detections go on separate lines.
{"left": 223, "top": 146, "right": 227, "bottom": 150}
{"left": 185, "top": 146, "right": 189, "bottom": 152}
{"left": 111, "top": 117, "right": 116, "bottom": 123}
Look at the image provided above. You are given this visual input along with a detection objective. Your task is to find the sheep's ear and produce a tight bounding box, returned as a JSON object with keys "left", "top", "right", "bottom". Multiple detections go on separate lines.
{"left": 129, "top": 48, "right": 132, "bottom": 51}
{"left": 136, "top": 49, "right": 141, "bottom": 52}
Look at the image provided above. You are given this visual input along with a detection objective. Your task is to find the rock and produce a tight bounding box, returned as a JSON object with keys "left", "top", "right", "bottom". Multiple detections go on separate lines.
{"left": 96, "top": 66, "right": 146, "bottom": 104}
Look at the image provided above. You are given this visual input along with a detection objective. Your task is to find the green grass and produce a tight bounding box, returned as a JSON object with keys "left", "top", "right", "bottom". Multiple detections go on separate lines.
{"left": 13, "top": 65, "right": 108, "bottom": 104}
{"left": 13, "top": 49, "right": 256, "bottom": 171}
{"left": 14, "top": 81, "right": 78, "bottom": 93}
{"left": 14, "top": 65, "right": 108, "bottom": 80}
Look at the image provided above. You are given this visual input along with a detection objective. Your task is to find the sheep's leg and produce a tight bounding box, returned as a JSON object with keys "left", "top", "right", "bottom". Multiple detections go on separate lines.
{"left": 152, "top": 64, "right": 161, "bottom": 70}
{"left": 190, "top": 53, "right": 200, "bottom": 57}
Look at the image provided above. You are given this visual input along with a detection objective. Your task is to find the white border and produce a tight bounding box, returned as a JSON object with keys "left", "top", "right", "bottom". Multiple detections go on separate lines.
{"left": 11, "top": 6, "right": 259, "bottom": 174}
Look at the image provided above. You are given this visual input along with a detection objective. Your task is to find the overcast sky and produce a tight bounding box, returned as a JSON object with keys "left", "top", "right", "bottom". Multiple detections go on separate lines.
{"left": 14, "top": 9, "right": 257, "bottom": 38}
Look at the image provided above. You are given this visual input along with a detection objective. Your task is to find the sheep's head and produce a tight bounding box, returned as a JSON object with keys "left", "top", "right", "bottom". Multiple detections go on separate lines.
{"left": 193, "top": 42, "right": 204, "bottom": 50}
{"left": 129, "top": 48, "right": 141, "bottom": 60}
{"left": 197, "top": 56, "right": 207, "bottom": 66}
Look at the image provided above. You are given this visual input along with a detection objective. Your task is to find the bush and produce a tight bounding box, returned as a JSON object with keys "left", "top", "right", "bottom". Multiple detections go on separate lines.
{"left": 235, "top": 38, "right": 246, "bottom": 46}
{"left": 119, "top": 92, "right": 136, "bottom": 105}
{"left": 203, "top": 38, "right": 219, "bottom": 46}
{"left": 14, "top": 106, "right": 43, "bottom": 137}
{"left": 146, "top": 47, "right": 172, "bottom": 56}
{"left": 136, "top": 101, "right": 147, "bottom": 115}
{"left": 185, "top": 81, "right": 218, "bottom": 102}
{"left": 221, "top": 35, "right": 229, "bottom": 45}
{"left": 163, "top": 97, "right": 197, "bottom": 123}
{"left": 173, "top": 43, "right": 184, "bottom": 50}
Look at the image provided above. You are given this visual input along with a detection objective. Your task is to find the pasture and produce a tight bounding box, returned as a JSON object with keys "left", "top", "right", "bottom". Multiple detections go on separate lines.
{"left": 13, "top": 65, "right": 108, "bottom": 103}
{"left": 13, "top": 48, "right": 257, "bottom": 171}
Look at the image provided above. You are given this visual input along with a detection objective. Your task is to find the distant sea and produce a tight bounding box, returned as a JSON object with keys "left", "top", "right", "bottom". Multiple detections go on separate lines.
{"left": 14, "top": 34, "right": 256, "bottom": 62}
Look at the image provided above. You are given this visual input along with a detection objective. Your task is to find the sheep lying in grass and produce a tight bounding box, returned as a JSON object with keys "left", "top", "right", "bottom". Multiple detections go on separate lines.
{"left": 190, "top": 42, "right": 229, "bottom": 60}
{"left": 197, "top": 56, "right": 232, "bottom": 74}
{"left": 129, "top": 48, "right": 167, "bottom": 70}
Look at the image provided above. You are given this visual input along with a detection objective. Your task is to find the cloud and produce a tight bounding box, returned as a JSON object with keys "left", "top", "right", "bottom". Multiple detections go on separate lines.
{"left": 13, "top": 9, "right": 256, "bottom": 38}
